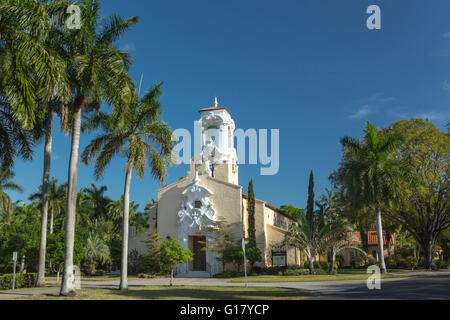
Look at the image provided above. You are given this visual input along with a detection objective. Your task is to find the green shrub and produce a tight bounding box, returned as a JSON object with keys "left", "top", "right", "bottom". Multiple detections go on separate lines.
{"left": 313, "top": 269, "right": 328, "bottom": 275}
{"left": 333, "top": 261, "right": 340, "bottom": 271}
{"left": 399, "top": 245, "right": 415, "bottom": 259}
{"left": 287, "top": 265, "right": 302, "bottom": 270}
{"left": 385, "top": 257, "right": 397, "bottom": 269}
{"left": 312, "top": 261, "right": 330, "bottom": 271}
{"left": 351, "top": 255, "right": 368, "bottom": 268}
{"left": 319, "top": 261, "right": 330, "bottom": 271}
{"left": 405, "top": 256, "right": 418, "bottom": 270}
{"left": 435, "top": 260, "right": 449, "bottom": 269}
{"left": 136, "top": 253, "right": 160, "bottom": 274}
{"left": 396, "top": 257, "right": 408, "bottom": 269}
{"left": 367, "top": 256, "right": 377, "bottom": 266}
{"left": 284, "top": 269, "right": 301, "bottom": 276}
{"left": 261, "top": 266, "right": 287, "bottom": 275}
{"left": 94, "top": 269, "right": 106, "bottom": 276}
{"left": 0, "top": 273, "right": 37, "bottom": 290}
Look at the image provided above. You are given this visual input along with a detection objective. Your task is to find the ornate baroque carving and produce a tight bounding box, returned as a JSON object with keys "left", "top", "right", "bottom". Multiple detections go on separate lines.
{"left": 177, "top": 172, "right": 219, "bottom": 276}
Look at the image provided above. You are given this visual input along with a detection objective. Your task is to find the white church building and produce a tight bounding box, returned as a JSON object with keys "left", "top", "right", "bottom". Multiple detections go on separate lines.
{"left": 128, "top": 100, "right": 302, "bottom": 277}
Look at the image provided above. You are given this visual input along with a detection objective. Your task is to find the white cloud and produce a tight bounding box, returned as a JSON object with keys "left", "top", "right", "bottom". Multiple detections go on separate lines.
{"left": 414, "top": 111, "right": 450, "bottom": 121}
{"left": 347, "top": 93, "right": 395, "bottom": 120}
{"left": 348, "top": 105, "right": 373, "bottom": 119}
{"left": 120, "top": 43, "right": 136, "bottom": 52}
{"left": 443, "top": 80, "right": 450, "bottom": 91}
{"left": 443, "top": 31, "right": 450, "bottom": 39}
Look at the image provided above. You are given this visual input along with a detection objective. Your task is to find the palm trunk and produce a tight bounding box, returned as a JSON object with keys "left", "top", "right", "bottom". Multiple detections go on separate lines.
{"left": 36, "top": 112, "right": 53, "bottom": 287}
{"left": 60, "top": 97, "right": 84, "bottom": 296}
{"left": 49, "top": 209, "right": 54, "bottom": 274}
{"left": 375, "top": 207, "right": 387, "bottom": 274}
{"left": 119, "top": 160, "right": 133, "bottom": 290}
{"left": 330, "top": 249, "right": 336, "bottom": 274}
{"left": 308, "top": 249, "right": 315, "bottom": 275}
{"left": 49, "top": 210, "right": 54, "bottom": 234}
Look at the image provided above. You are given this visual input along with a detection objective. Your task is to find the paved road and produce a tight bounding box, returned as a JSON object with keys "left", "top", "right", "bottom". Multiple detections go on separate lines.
{"left": 277, "top": 274, "right": 450, "bottom": 300}
{"left": 1, "top": 272, "right": 449, "bottom": 300}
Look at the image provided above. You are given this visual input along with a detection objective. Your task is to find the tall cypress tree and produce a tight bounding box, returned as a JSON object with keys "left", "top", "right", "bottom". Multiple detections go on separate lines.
{"left": 247, "top": 180, "right": 256, "bottom": 248}
{"left": 306, "top": 171, "right": 315, "bottom": 231}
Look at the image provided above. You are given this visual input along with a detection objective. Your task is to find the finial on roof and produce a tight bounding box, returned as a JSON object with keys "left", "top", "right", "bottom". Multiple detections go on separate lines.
{"left": 214, "top": 97, "right": 219, "bottom": 107}
{"left": 194, "top": 171, "right": 200, "bottom": 184}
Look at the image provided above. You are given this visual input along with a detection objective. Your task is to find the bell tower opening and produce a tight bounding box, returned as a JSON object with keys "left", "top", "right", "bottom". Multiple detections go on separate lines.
{"left": 192, "top": 98, "right": 239, "bottom": 185}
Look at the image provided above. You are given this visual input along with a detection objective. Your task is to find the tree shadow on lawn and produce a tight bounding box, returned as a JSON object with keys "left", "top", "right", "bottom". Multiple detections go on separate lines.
{"left": 107, "top": 286, "right": 312, "bottom": 300}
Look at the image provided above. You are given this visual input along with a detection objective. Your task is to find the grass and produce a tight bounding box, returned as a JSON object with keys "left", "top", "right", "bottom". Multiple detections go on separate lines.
{"left": 45, "top": 275, "right": 138, "bottom": 282}
{"left": 229, "top": 273, "right": 416, "bottom": 283}
{"left": 0, "top": 284, "right": 58, "bottom": 294}
{"left": 13, "top": 285, "right": 312, "bottom": 300}
{"left": 337, "top": 268, "right": 411, "bottom": 274}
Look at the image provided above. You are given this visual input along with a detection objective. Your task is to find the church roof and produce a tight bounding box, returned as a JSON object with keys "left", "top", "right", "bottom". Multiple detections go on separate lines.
{"left": 199, "top": 97, "right": 232, "bottom": 115}
{"left": 198, "top": 106, "right": 232, "bottom": 116}
{"left": 198, "top": 106, "right": 226, "bottom": 112}
{"left": 242, "top": 194, "right": 297, "bottom": 222}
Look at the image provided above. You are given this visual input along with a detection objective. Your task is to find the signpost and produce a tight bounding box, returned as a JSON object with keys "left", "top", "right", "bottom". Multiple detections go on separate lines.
{"left": 12, "top": 252, "right": 17, "bottom": 290}
{"left": 242, "top": 238, "right": 248, "bottom": 288}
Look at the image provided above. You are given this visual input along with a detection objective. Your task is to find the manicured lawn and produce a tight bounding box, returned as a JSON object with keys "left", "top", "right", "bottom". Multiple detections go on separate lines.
{"left": 13, "top": 285, "right": 311, "bottom": 300}
{"left": 337, "top": 269, "right": 411, "bottom": 274}
{"left": 45, "top": 275, "right": 138, "bottom": 282}
{"left": 229, "top": 273, "right": 416, "bottom": 283}
{"left": 0, "top": 284, "right": 58, "bottom": 293}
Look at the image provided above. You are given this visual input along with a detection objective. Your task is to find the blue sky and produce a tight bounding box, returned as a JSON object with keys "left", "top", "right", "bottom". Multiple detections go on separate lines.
{"left": 9, "top": 0, "right": 450, "bottom": 211}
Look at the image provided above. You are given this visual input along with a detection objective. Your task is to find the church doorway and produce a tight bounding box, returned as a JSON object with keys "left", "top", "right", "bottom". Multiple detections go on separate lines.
{"left": 190, "top": 236, "right": 206, "bottom": 271}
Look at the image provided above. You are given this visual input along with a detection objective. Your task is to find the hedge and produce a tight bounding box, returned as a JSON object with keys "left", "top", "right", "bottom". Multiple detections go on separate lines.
{"left": 0, "top": 273, "right": 37, "bottom": 290}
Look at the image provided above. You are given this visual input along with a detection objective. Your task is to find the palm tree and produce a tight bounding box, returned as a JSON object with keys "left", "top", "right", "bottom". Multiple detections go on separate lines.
{"left": 328, "top": 233, "right": 367, "bottom": 273}
{"left": 0, "top": 0, "right": 70, "bottom": 128}
{"left": 287, "top": 204, "right": 350, "bottom": 275}
{"left": 0, "top": 97, "right": 34, "bottom": 169}
{"left": 82, "top": 82, "right": 173, "bottom": 290}
{"left": 315, "top": 189, "right": 362, "bottom": 273}
{"left": 81, "top": 184, "right": 110, "bottom": 225}
{"left": 0, "top": 207, "right": 21, "bottom": 229}
{"left": 339, "top": 121, "right": 408, "bottom": 273}
{"left": 0, "top": 169, "right": 23, "bottom": 211}
{"left": 84, "top": 233, "right": 111, "bottom": 276}
{"left": 49, "top": 1, "right": 138, "bottom": 296}
{"left": 106, "top": 197, "right": 140, "bottom": 234}
{"left": 1, "top": 0, "right": 72, "bottom": 288}
{"left": 29, "top": 177, "right": 67, "bottom": 235}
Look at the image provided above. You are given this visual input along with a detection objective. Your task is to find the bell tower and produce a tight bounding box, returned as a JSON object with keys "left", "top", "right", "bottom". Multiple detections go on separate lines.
{"left": 190, "top": 98, "right": 238, "bottom": 185}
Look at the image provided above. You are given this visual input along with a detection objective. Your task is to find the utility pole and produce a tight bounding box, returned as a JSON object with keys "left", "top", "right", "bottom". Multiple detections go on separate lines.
{"left": 12, "top": 252, "right": 17, "bottom": 290}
